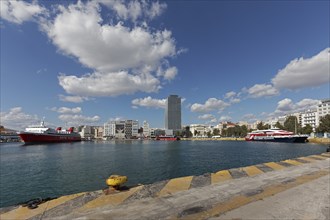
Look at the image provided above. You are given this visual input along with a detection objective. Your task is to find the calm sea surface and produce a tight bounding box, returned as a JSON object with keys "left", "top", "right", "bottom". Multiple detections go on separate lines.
{"left": 0, "top": 140, "right": 327, "bottom": 207}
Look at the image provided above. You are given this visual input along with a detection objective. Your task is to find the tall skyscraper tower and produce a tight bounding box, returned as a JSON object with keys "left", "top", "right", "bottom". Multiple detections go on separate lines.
{"left": 165, "top": 95, "right": 181, "bottom": 130}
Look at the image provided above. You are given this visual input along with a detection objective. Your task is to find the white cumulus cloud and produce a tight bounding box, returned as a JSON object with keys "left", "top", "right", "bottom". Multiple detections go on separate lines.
{"left": 219, "top": 115, "right": 232, "bottom": 122}
{"left": 131, "top": 96, "right": 166, "bottom": 109}
{"left": 59, "top": 95, "right": 89, "bottom": 103}
{"left": 58, "top": 114, "right": 100, "bottom": 126}
{"left": 224, "top": 91, "right": 236, "bottom": 99}
{"left": 39, "top": 1, "right": 178, "bottom": 97}
{"left": 245, "top": 84, "right": 279, "bottom": 98}
{"left": 198, "top": 114, "right": 217, "bottom": 125}
{"left": 0, "top": 107, "right": 41, "bottom": 130}
{"left": 296, "top": 99, "right": 320, "bottom": 110}
{"left": 276, "top": 98, "right": 295, "bottom": 112}
{"left": 272, "top": 48, "right": 330, "bottom": 90}
{"left": 198, "top": 114, "right": 215, "bottom": 120}
{"left": 191, "top": 98, "right": 230, "bottom": 113}
{"left": 0, "top": 0, "right": 46, "bottom": 24}
{"left": 241, "top": 113, "right": 257, "bottom": 122}
{"left": 159, "top": 66, "right": 178, "bottom": 80}
{"left": 44, "top": 4, "right": 176, "bottom": 72}
{"left": 224, "top": 91, "right": 241, "bottom": 104}
{"left": 275, "top": 98, "right": 320, "bottom": 114}
{"left": 59, "top": 71, "right": 160, "bottom": 97}
{"left": 98, "top": 0, "right": 167, "bottom": 22}
{"left": 51, "top": 107, "right": 82, "bottom": 114}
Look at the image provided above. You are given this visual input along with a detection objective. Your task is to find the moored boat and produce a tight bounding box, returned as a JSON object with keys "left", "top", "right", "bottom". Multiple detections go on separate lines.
{"left": 19, "top": 121, "right": 81, "bottom": 143}
{"left": 155, "top": 135, "right": 180, "bottom": 141}
{"left": 245, "top": 128, "right": 308, "bottom": 143}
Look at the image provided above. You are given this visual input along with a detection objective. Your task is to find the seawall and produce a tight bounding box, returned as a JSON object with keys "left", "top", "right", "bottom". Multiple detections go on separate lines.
{"left": 308, "top": 137, "right": 330, "bottom": 144}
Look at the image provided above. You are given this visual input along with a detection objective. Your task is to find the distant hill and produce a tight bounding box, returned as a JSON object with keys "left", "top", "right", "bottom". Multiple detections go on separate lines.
{"left": 0, "top": 125, "right": 18, "bottom": 134}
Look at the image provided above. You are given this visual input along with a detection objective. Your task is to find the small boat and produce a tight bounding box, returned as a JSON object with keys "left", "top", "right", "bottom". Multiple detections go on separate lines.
{"left": 245, "top": 128, "right": 308, "bottom": 143}
{"left": 155, "top": 135, "right": 180, "bottom": 141}
{"left": 19, "top": 121, "right": 81, "bottom": 143}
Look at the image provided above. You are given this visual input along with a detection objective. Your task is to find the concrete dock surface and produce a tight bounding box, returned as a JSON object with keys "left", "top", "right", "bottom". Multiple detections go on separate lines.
{"left": 1, "top": 152, "right": 329, "bottom": 220}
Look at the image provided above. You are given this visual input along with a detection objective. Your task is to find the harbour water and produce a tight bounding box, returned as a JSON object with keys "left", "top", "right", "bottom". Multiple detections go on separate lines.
{"left": 0, "top": 140, "right": 327, "bottom": 208}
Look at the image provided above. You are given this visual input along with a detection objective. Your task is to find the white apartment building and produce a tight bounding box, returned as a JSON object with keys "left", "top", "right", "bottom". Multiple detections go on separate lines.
{"left": 292, "top": 112, "right": 302, "bottom": 125}
{"left": 317, "top": 99, "right": 330, "bottom": 119}
{"left": 301, "top": 109, "right": 318, "bottom": 132}
{"left": 103, "top": 122, "right": 115, "bottom": 137}
{"left": 299, "top": 99, "right": 329, "bottom": 131}
{"left": 143, "top": 121, "right": 150, "bottom": 137}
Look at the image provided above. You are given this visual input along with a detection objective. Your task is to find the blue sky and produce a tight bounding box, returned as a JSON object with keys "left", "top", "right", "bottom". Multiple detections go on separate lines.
{"left": 1, "top": 0, "right": 329, "bottom": 130}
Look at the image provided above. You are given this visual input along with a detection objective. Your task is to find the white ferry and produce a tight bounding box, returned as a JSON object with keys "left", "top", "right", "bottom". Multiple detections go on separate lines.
{"left": 245, "top": 129, "right": 308, "bottom": 143}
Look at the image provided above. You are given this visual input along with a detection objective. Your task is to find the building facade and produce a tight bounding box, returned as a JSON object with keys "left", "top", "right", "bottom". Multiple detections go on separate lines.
{"left": 317, "top": 99, "right": 330, "bottom": 120}
{"left": 189, "top": 124, "right": 208, "bottom": 137}
{"left": 79, "top": 125, "right": 92, "bottom": 139}
{"left": 103, "top": 122, "right": 115, "bottom": 137}
{"left": 125, "top": 120, "right": 139, "bottom": 139}
{"left": 301, "top": 110, "right": 318, "bottom": 132}
{"left": 143, "top": 120, "right": 150, "bottom": 137}
{"left": 103, "top": 120, "right": 139, "bottom": 139}
{"left": 165, "top": 95, "right": 181, "bottom": 131}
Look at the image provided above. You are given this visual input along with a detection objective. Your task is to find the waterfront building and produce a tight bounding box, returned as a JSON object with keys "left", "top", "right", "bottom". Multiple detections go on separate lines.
{"left": 143, "top": 121, "right": 150, "bottom": 137}
{"left": 125, "top": 120, "right": 139, "bottom": 139}
{"left": 276, "top": 116, "right": 287, "bottom": 126}
{"left": 189, "top": 124, "right": 208, "bottom": 137}
{"left": 103, "top": 122, "right": 115, "bottom": 137}
{"left": 103, "top": 120, "right": 139, "bottom": 139}
{"left": 214, "top": 123, "right": 223, "bottom": 134}
{"left": 94, "top": 126, "right": 103, "bottom": 139}
{"left": 292, "top": 112, "right": 302, "bottom": 125}
{"left": 150, "top": 128, "right": 165, "bottom": 137}
{"left": 301, "top": 110, "right": 318, "bottom": 132}
{"left": 165, "top": 129, "right": 174, "bottom": 136}
{"left": 165, "top": 95, "right": 181, "bottom": 131}
{"left": 216, "top": 122, "right": 238, "bottom": 133}
{"left": 215, "top": 122, "right": 225, "bottom": 134}
{"left": 250, "top": 121, "right": 260, "bottom": 130}
{"left": 112, "top": 120, "right": 125, "bottom": 139}
{"left": 265, "top": 119, "right": 277, "bottom": 129}
{"left": 79, "top": 125, "right": 92, "bottom": 139}
{"left": 317, "top": 99, "right": 330, "bottom": 120}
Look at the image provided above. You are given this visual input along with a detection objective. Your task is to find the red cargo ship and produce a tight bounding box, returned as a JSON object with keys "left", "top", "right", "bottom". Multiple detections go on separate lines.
{"left": 19, "top": 121, "right": 81, "bottom": 143}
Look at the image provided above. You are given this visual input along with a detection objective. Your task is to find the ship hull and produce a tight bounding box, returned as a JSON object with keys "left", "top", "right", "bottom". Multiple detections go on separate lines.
{"left": 19, "top": 132, "right": 81, "bottom": 143}
{"left": 293, "top": 136, "right": 309, "bottom": 143}
{"left": 245, "top": 136, "right": 308, "bottom": 143}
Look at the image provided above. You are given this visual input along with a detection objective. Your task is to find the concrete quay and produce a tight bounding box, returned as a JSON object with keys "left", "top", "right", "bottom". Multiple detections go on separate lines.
{"left": 1, "top": 152, "right": 329, "bottom": 220}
